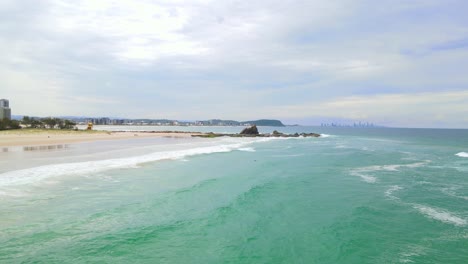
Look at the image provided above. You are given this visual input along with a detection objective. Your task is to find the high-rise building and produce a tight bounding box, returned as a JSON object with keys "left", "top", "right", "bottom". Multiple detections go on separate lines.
{"left": 0, "top": 99, "right": 11, "bottom": 119}
{"left": 0, "top": 99, "right": 9, "bottom": 108}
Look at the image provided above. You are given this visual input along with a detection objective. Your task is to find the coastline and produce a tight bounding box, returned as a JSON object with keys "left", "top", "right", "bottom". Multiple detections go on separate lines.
{"left": 0, "top": 129, "right": 203, "bottom": 147}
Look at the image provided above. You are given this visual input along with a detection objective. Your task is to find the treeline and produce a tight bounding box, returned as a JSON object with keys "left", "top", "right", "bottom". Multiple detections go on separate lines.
{"left": 21, "top": 116, "right": 77, "bottom": 129}
{"left": 0, "top": 117, "right": 78, "bottom": 131}
{"left": 0, "top": 119, "right": 21, "bottom": 130}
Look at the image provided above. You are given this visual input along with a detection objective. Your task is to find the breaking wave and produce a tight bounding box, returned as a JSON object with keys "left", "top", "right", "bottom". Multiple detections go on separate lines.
{"left": 413, "top": 204, "right": 467, "bottom": 227}
{"left": 350, "top": 161, "right": 429, "bottom": 183}
{"left": 0, "top": 139, "right": 267, "bottom": 187}
{"left": 349, "top": 171, "right": 377, "bottom": 183}
{"left": 455, "top": 152, "right": 468, "bottom": 158}
{"left": 238, "top": 147, "right": 256, "bottom": 152}
{"left": 385, "top": 185, "right": 403, "bottom": 200}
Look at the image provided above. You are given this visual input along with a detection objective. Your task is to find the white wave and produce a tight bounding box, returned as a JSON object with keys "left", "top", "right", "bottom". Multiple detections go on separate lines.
{"left": 319, "top": 134, "right": 333, "bottom": 138}
{"left": 238, "top": 147, "right": 256, "bottom": 152}
{"left": 350, "top": 161, "right": 428, "bottom": 184}
{"left": 0, "top": 139, "right": 264, "bottom": 187}
{"left": 413, "top": 204, "right": 467, "bottom": 226}
{"left": 357, "top": 161, "right": 428, "bottom": 173}
{"left": 416, "top": 181, "right": 433, "bottom": 185}
{"left": 372, "top": 164, "right": 400, "bottom": 171}
{"left": 271, "top": 154, "right": 304, "bottom": 158}
{"left": 399, "top": 245, "right": 426, "bottom": 263}
{"left": 455, "top": 152, "right": 468, "bottom": 158}
{"left": 361, "top": 147, "right": 374, "bottom": 151}
{"left": 350, "top": 171, "right": 377, "bottom": 183}
{"left": 440, "top": 186, "right": 468, "bottom": 201}
{"left": 334, "top": 144, "right": 348, "bottom": 149}
{"left": 385, "top": 185, "right": 403, "bottom": 199}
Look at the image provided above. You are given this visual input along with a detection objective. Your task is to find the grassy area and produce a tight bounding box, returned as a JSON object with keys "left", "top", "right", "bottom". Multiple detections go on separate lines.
{"left": 0, "top": 128, "right": 109, "bottom": 135}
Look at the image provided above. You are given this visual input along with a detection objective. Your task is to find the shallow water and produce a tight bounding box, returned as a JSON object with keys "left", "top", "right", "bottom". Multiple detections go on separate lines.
{"left": 1, "top": 127, "right": 467, "bottom": 263}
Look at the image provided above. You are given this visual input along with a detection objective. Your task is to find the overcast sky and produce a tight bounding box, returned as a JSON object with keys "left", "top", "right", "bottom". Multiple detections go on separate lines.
{"left": 1, "top": 0, "right": 468, "bottom": 127}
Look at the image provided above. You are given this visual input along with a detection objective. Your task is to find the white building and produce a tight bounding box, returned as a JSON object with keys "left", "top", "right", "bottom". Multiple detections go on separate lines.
{"left": 0, "top": 99, "right": 11, "bottom": 119}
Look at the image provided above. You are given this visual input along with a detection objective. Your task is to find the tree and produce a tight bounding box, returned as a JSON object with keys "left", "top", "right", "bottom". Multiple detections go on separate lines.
{"left": 7, "top": 116, "right": 76, "bottom": 130}
{"left": 22, "top": 116, "right": 31, "bottom": 127}
{"left": 41, "top": 117, "right": 58, "bottom": 129}
{"left": 9, "top": 119, "right": 21, "bottom": 129}
{"left": 57, "top": 119, "right": 65, "bottom": 129}
{"left": 0, "top": 118, "right": 21, "bottom": 130}
{"left": 30, "top": 119, "right": 44, "bottom": 128}
{"left": 64, "top": 119, "right": 76, "bottom": 129}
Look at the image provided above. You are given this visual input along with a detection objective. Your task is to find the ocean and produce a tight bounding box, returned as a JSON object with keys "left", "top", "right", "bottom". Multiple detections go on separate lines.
{"left": 0, "top": 126, "right": 467, "bottom": 263}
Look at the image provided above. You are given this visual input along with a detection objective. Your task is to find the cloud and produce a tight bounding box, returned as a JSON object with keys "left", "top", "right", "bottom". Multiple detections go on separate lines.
{"left": 1, "top": 0, "right": 468, "bottom": 127}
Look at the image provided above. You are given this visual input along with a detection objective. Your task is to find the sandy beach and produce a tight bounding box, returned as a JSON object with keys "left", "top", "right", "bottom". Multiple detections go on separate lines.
{"left": 0, "top": 129, "right": 202, "bottom": 147}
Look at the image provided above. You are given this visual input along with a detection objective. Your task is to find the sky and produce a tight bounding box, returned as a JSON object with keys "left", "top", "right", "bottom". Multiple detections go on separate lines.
{"left": 1, "top": 0, "right": 468, "bottom": 128}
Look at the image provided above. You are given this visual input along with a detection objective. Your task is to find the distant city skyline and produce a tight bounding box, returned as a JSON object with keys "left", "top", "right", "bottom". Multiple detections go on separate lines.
{"left": 1, "top": 1, "right": 468, "bottom": 128}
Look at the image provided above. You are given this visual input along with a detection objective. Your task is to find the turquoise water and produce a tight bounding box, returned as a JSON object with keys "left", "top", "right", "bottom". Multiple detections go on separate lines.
{"left": 1, "top": 127, "right": 467, "bottom": 263}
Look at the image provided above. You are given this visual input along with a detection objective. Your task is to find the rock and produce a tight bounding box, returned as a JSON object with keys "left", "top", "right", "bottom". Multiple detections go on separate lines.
{"left": 192, "top": 128, "right": 321, "bottom": 138}
{"left": 301, "top": 133, "right": 321, "bottom": 137}
{"left": 240, "top": 125, "right": 259, "bottom": 135}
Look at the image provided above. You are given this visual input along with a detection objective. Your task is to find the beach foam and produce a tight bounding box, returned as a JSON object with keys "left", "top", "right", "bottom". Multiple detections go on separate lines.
{"left": 455, "top": 152, "right": 468, "bottom": 158}
{"left": 413, "top": 204, "right": 467, "bottom": 226}
{"left": 0, "top": 139, "right": 267, "bottom": 187}
{"left": 238, "top": 147, "right": 256, "bottom": 152}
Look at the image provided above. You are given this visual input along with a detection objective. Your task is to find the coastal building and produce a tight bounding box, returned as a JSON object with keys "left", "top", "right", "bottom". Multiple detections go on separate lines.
{"left": 0, "top": 99, "right": 11, "bottom": 119}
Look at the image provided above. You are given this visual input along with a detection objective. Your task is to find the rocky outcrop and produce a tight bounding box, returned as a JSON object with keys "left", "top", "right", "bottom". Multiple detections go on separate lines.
{"left": 272, "top": 130, "right": 281, "bottom": 136}
{"left": 240, "top": 125, "right": 259, "bottom": 135}
{"left": 192, "top": 126, "right": 320, "bottom": 138}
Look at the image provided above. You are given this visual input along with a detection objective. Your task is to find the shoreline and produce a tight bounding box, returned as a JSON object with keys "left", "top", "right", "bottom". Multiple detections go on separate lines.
{"left": 0, "top": 129, "right": 204, "bottom": 147}
{"left": 0, "top": 127, "right": 321, "bottom": 148}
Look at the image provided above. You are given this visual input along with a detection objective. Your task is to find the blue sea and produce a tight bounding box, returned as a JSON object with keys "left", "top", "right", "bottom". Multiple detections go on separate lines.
{"left": 0, "top": 126, "right": 467, "bottom": 263}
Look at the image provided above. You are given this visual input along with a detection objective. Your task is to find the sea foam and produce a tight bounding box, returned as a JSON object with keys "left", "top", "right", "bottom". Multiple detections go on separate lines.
{"left": 238, "top": 147, "right": 256, "bottom": 152}
{"left": 363, "top": 162, "right": 428, "bottom": 172}
{"left": 349, "top": 171, "right": 377, "bottom": 183}
{"left": 350, "top": 161, "right": 428, "bottom": 183}
{"left": 385, "top": 185, "right": 403, "bottom": 200}
{"left": 413, "top": 204, "right": 467, "bottom": 227}
{"left": 455, "top": 152, "right": 468, "bottom": 158}
{"left": 0, "top": 139, "right": 264, "bottom": 187}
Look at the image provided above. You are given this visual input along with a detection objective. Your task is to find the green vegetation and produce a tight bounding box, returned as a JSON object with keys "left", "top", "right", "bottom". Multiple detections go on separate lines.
{"left": 0, "top": 118, "right": 21, "bottom": 130}
{"left": 0, "top": 116, "right": 79, "bottom": 131}
{"left": 242, "top": 119, "right": 285, "bottom": 127}
{"left": 20, "top": 116, "right": 77, "bottom": 130}
{"left": 0, "top": 129, "right": 107, "bottom": 135}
